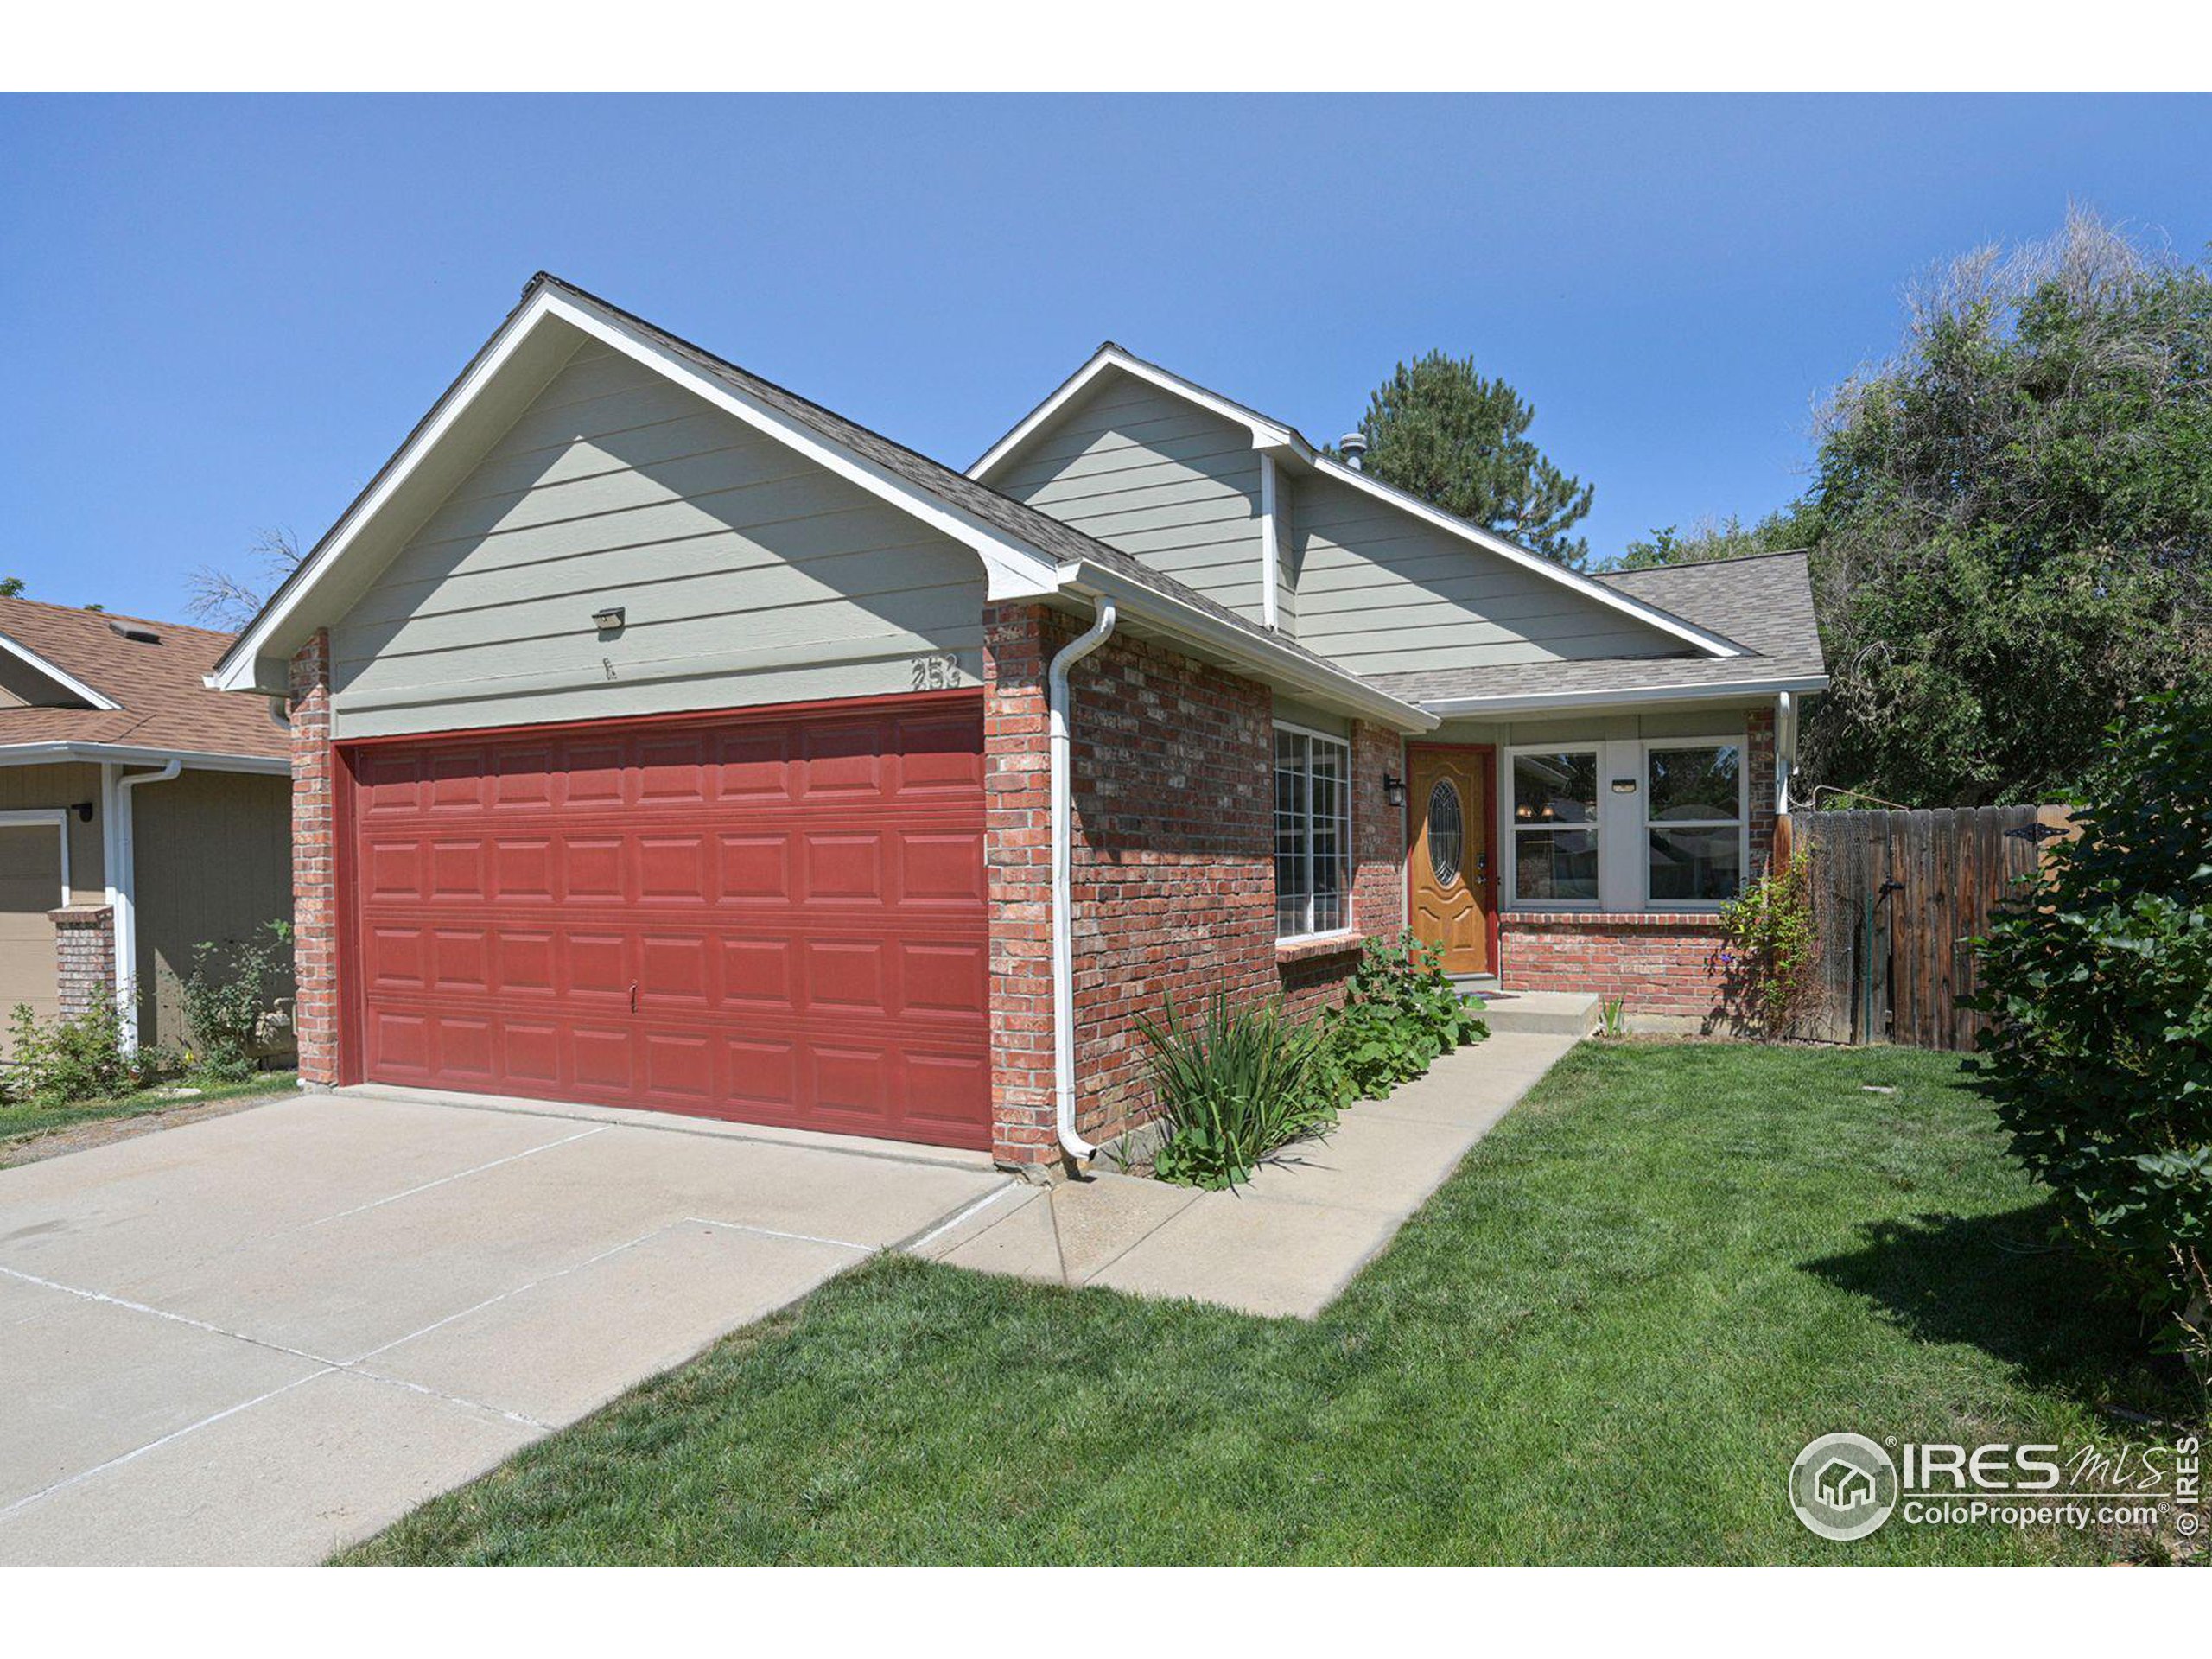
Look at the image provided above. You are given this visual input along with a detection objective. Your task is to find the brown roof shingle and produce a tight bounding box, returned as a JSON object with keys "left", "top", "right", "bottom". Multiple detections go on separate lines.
{"left": 0, "top": 596, "right": 289, "bottom": 764}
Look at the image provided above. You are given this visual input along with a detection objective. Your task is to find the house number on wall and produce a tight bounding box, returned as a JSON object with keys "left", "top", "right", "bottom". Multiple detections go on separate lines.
{"left": 911, "top": 653, "right": 963, "bottom": 690}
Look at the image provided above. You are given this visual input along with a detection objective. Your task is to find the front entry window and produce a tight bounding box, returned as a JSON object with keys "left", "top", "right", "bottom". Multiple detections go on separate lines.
{"left": 1647, "top": 743, "right": 1744, "bottom": 905}
{"left": 1511, "top": 750, "right": 1599, "bottom": 904}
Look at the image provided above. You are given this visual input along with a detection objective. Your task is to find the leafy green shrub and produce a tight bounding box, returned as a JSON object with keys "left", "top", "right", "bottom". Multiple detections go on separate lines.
{"left": 1713, "top": 848, "right": 1821, "bottom": 1039}
{"left": 1139, "top": 994, "right": 1337, "bottom": 1190}
{"left": 172, "top": 919, "right": 294, "bottom": 1084}
{"left": 3, "top": 986, "right": 132, "bottom": 1106}
{"left": 1970, "top": 692, "right": 2212, "bottom": 1386}
{"left": 1320, "top": 933, "right": 1487, "bottom": 1101}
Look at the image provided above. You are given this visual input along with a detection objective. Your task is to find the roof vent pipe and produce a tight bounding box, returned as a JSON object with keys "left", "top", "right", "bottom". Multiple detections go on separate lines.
{"left": 1338, "top": 432, "right": 1368, "bottom": 472}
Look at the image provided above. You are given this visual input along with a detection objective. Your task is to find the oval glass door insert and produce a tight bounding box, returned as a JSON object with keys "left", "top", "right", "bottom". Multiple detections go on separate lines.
{"left": 1427, "top": 778, "right": 1464, "bottom": 887}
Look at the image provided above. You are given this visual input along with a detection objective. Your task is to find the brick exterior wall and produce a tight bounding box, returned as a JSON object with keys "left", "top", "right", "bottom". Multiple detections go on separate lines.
{"left": 50, "top": 906, "right": 115, "bottom": 1020}
{"left": 1497, "top": 705, "right": 1780, "bottom": 1026}
{"left": 1498, "top": 912, "right": 1728, "bottom": 1020}
{"left": 983, "top": 602, "right": 1407, "bottom": 1167}
{"left": 289, "top": 630, "right": 339, "bottom": 1086}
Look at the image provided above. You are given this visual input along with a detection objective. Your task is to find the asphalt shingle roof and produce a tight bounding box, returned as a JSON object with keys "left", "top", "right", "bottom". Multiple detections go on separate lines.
{"left": 0, "top": 596, "right": 289, "bottom": 761}
{"left": 1362, "top": 550, "right": 1826, "bottom": 705}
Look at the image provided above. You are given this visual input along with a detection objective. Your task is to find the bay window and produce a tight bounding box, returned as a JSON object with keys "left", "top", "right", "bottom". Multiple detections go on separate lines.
{"left": 1274, "top": 725, "right": 1351, "bottom": 938}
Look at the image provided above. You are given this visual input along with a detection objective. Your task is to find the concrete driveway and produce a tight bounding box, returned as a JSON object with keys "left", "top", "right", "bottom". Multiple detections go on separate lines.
{"left": 0, "top": 1090, "right": 1008, "bottom": 1565}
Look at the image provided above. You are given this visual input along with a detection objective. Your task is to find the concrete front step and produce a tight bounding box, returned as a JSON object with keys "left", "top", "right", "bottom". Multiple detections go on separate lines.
{"left": 1458, "top": 987, "right": 1603, "bottom": 1036}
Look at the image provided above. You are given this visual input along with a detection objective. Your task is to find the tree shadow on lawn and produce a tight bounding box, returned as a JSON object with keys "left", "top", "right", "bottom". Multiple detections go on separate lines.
{"left": 1804, "top": 1200, "right": 2195, "bottom": 1417}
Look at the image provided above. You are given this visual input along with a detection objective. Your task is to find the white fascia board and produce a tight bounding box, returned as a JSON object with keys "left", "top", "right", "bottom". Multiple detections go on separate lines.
{"left": 970, "top": 347, "right": 1299, "bottom": 480}
{"left": 0, "top": 741, "right": 291, "bottom": 774}
{"left": 0, "top": 632, "right": 122, "bottom": 710}
{"left": 1304, "top": 452, "right": 1745, "bottom": 660}
{"left": 1421, "top": 674, "right": 1830, "bottom": 718}
{"left": 211, "top": 289, "right": 1064, "bottom": 693}
{"left": 1061, "top": 559, "right": 1437, "bottom": 734}
{"left": 971, "top": 348, "right": 1743, "bottom": 662}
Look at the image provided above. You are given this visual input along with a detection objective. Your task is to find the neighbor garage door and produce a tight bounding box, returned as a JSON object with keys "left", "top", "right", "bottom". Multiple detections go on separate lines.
{"left": 341, "top": 698, "right": 990, "bottom": 1150}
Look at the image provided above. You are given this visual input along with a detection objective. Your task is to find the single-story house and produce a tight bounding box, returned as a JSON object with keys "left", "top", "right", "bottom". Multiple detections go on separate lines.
{"left": 207, "top": 274, "right": 1826, "bottom": 1169}
{"left": 0, "top": 596, "right": 293, "bottom": 1054}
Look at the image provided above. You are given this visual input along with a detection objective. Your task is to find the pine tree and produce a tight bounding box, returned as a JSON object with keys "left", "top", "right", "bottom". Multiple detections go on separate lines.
{"left": 1338, "top": 352, "right": 1594, "bottom": 567}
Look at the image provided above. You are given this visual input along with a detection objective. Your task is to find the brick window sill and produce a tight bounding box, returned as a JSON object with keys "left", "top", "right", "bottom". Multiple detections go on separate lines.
{"left": 1500, "top": 910, "right": 1726, "bottom": 930}
{"left": 1275, "top": 930, "right": 1365, "bottom": 964}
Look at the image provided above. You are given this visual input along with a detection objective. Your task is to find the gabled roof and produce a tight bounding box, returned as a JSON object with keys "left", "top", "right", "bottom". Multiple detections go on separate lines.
{"left": 0, "top": 596, "right": 289, "bottom": 770}
{"left": 1363, "top": 550, "right": 1827, "bottom": 713}
{"left": 968, "top": 342, "right": 1746, "bottom": 662}
{"left": 208, "top": 276, "right": 1434, "bottom": 734}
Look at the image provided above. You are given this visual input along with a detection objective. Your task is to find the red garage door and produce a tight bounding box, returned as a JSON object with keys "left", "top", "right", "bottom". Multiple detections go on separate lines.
{"left": 340, "top": 696, "right": 991, "bottom": 1150}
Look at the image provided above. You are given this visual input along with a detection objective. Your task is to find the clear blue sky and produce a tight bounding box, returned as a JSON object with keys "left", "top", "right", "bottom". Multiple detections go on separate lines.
{"left": 4, "top": 93, "right": 2209, "bottom": 621}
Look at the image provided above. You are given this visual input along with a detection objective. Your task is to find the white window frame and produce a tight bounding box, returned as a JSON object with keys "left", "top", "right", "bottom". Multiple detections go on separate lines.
{"left": 1273, "top": 721, "right": 1354, "bottom": 942}
{"left": 1503, "top": 745, "right": 1603, "bottom": 911}
{"left": 0, "top": 810, "right": 73, "bottom": 905}
{"left": 1642, "top": 736, "right": 1750, "bottom": 912}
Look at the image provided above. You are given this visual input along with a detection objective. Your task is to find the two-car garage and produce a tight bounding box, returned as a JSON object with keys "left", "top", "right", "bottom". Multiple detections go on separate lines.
{"left": 337, "top": 696, "right": 993, "bottom": 1151}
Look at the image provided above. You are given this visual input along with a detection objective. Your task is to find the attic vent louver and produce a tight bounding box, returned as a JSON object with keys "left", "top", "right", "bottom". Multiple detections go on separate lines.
{"left": 107, "top": 621, "right": 161, "bottom": 645}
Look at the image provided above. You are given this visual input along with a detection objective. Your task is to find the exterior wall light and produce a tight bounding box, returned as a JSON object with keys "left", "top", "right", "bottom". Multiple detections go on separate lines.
{"left": 1382, "top": 772, "right": 1406, "bottom": 808}
{"left": 1611, "top": 777, "right": 1639, "bottom": 795}
{"left": 592, "top": 605, "right": 626, "bottom": 633}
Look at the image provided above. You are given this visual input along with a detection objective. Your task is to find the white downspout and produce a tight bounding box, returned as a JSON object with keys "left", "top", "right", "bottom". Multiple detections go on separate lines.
{"left": 113, "top": 760, "right": 181, "bottom": 1052}
{"left": 1050, "top": 596, "right": 1116, "bottom": 1163}
{"left": 1775, "top": 691, "right": 1796, "bottom": 816}
{"left": 1257, "top": 453, "right": 1281, "bottom": 630}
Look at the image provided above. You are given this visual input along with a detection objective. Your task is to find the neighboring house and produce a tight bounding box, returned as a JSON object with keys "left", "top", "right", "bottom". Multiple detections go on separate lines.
{"left": 0, "top": 598, "right": 293, "bottom": 1055}
{"left": 207, "top": 275, "right": 1826, "bottom": 1169}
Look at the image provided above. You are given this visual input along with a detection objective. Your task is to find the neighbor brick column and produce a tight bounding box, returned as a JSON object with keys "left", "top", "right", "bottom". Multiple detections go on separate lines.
{"left": 50, "top": 906, "right": 115, "bottom": 1020}
{"left": 289, "top": 629, "right": 339, "bottom": 1086}
{"left": 983, "top": 601, "right": 1057, "bottom": 1167}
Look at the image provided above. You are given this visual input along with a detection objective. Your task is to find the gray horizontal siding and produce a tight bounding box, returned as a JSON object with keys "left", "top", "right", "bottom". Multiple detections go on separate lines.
{"left": 329, "top": 342, "right": 985, "bottom": 739}
{"left": 995, "top": 375, "right": 1268, "bottom": 624}
{"left": 1288, "top": 472, "right": 1684, "bottom": 675}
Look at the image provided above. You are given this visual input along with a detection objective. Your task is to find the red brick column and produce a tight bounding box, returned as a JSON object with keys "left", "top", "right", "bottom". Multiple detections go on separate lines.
{"left": 289, "top": 630, "right": 339, "bottom": 1086}
{"left": 983, "top": 602, "right": 1056, "bottom": 1166}
{"left": 1350, "top": 718, "right": 1408, "bottom": 938}
{"left": 1746, "top": 707, "right": 1777, "bottom": 877}
{"left": 50, "top": 906, "right": 116, "bottom": 1020}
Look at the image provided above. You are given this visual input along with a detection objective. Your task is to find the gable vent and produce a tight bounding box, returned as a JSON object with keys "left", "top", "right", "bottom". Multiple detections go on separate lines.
{"left": 107, "top": 621, "right": 162, "bottom": 645}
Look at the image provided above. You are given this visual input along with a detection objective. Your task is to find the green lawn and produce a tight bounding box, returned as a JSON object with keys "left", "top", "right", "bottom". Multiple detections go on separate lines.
{"left": 0, "top": 1071, "right": 297, "bottom": 1151}
{"left": 340, "top": 1042, "right": 2198, "bottom": 1565}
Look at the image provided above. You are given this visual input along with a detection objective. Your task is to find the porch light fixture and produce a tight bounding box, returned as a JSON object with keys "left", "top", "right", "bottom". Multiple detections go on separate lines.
{"left": 70, "top": 801, "right": 94, "bottom": 823}
{"left": 591, "top": 605, "right": 626, "bottom": 633}
{"left": 1611, "top": 777, "right": 1639, "bottom": 795}
{"left": 1382, "top": 772, "right": 1406, "bottom": 809}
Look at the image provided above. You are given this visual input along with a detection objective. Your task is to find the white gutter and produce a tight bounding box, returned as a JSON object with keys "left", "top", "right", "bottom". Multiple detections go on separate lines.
{"left": 0, "top": 741, "right": 289, "bottom": 775}
{"left": 1049, "top": 596, "right": 1116, "bottom": 1163}
{"left": 1420, "top": 674, "right": 1829, "bottom": 718}
{"left": 111, "top": 759, "right": 181, "bottom": 1052}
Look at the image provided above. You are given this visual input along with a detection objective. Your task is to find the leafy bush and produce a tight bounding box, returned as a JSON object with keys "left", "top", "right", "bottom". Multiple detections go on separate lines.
{"left": 172, "top": 919, "right": 293, "bottom": 1083}
{"left": 1320, "top": 933, "right": 1487, "bottom": 1101}
{"left": 1970, "top": 692, "right": 2212, "bottom": 1385}
{"left": 1713, "top": 848, "right": 1821, "bottom": 1039}
{"left": 3, "top": 986, "right": 132, "bottom": 1106}
{"left": 1138, "top": 994, "right": 1337, "bottom": 1191}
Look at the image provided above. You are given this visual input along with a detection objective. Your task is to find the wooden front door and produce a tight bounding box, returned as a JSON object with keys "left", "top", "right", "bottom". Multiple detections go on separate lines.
{"left": 1408, "top": 746, "right": 1493, "bottom": 975}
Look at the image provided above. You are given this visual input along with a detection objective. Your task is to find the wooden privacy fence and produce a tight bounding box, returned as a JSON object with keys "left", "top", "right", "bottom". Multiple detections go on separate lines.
{"left": 1786, "top": 804, "right": 2075, "bottom": 1050}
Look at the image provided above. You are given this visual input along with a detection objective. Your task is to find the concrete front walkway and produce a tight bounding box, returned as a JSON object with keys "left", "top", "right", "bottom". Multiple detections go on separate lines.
{"left": 909, "top": 1030, "right": 1578, "bottom": 1317}
{"left": 0, "top": 1091, "right": 1007, "bottom": 1565}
